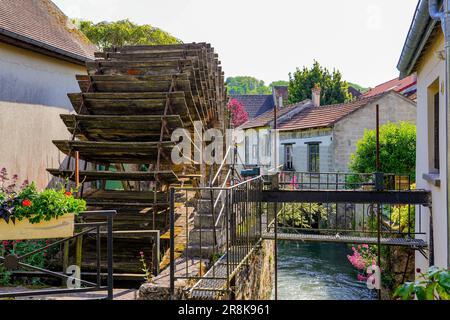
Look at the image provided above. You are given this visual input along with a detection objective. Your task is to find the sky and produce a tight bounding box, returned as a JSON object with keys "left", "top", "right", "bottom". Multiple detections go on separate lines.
{"left": 53, "top": 0, "right": 419, "bottom": 88}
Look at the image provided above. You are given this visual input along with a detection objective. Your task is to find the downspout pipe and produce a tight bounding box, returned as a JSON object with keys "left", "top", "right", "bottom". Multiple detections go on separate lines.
{"left": 429, "top": 0, "right": 450, "bottom": 269}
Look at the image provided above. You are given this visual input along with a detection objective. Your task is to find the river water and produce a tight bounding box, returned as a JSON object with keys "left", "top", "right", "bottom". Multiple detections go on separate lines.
{"left": 273, "top": 242, "right": 376, "bottom": 300}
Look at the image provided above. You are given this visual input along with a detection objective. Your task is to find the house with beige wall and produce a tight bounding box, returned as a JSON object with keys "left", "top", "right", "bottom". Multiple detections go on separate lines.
{"left": 238, "top": 88, "right": 416, "bottom": 176}
{"left": 0, "top": 0, "right": 96, "bottom": 189}
{"left": 397, "top": 0, "right": 450, "bottom": 271}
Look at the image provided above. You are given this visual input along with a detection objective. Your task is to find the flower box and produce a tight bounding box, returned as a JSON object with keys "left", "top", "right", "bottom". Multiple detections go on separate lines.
{"left": 0, "top": 214, "right": 74, "bottom": 241}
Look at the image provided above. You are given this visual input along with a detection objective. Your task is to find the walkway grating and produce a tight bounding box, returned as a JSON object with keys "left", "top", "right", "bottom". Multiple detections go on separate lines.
{"left": 261, "top": 231, "right": 427, "bottom": 248}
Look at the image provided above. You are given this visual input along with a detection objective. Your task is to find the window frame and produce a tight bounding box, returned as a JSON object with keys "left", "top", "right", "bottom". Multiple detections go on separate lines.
{"left": 307, "top": 142, "right": 320, "bottom": 173}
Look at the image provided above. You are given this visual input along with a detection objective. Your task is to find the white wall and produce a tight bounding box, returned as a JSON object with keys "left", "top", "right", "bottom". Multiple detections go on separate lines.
{"left": 279, "top": 131, "right": 333, "bottom": 172}
{"left": 0, "top": 42, "right": 86, "bottom": 110}
{"left": 0, "top": 101, "right": 70, "bottom": 190}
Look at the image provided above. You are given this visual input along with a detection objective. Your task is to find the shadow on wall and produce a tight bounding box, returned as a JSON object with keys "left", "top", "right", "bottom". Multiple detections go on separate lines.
{"left": 0, "top": 74, "right": 52, "bottom": 107}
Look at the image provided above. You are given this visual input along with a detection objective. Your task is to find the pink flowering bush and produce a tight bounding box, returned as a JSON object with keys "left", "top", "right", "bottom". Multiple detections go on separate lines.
{"left": 227, "top": 99, "right": 249, "bottom": 127}
{"left": 347, "top": 244, "right": 378, "bottom": 281}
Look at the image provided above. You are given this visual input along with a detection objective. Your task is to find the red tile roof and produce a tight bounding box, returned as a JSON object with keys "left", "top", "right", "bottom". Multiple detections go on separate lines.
{"left": 277, "top": 93, "right": 390, "bottom": 131}
{"left": 363, "top": 75, "right": 417, "bottom": 98}
{"left": 0, "top": 0, "right": 97, "bottom": 63}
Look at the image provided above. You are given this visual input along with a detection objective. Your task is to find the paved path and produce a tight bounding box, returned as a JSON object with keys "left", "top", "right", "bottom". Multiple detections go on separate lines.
{"left": 0, "top": 287, "right": 138, "bottom": 300}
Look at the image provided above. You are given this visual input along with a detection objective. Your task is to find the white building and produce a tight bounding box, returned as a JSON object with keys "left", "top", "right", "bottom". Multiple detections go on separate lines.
{"left": 397, "top": 0, "right": 450, "bottom": 271}
{"left": 0, "top": 0, "right": 96, "bottom": 189}
{"left": 238, "top": 88, "right": 416, "bottom": 177}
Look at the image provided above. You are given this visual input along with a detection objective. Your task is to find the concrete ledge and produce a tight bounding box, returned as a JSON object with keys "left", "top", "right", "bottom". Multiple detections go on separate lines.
{"left": 423, "top": 173, "right": 441, "bottom": 187}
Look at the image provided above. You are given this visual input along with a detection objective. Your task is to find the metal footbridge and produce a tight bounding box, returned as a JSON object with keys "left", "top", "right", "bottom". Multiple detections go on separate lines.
{"left": 170, "top": 172, "right": 431, "bottom": 300}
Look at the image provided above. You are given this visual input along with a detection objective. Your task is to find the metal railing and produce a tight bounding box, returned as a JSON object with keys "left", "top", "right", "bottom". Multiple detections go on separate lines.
{"left": 0, "top": 210, "right": 116, "bottom": 300}
{"left": 264, "top": 172, "right": 425, "bottom": 239}
{"left": 278, "top": 171, "right": 414, "bottom": 191}
{"left": 169, "top": 175, "right": 264, "bottom": 299}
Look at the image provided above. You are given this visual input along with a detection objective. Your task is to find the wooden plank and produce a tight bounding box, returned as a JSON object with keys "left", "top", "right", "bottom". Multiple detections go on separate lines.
{"left": 53, "top": 140, "right": 174, "bottom": 164}
{"left": 47, "top": 169, "right": 179, "bottom": 183}
{"left": 60, "top": 114, "right": 183, "bottom": 142}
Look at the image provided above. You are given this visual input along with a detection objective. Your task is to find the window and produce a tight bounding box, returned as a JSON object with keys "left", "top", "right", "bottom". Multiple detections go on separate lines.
{"left": 434, "top": 93, "right": 440, "bottom": 171}
{"left": 263, "top": 132, "right": 271, "bottom": 157}
{"left": 308, "top": 143, "right": 320, "bottom": 173}
{"left": 284, "top": 145, "right": 294, "bottom": 170}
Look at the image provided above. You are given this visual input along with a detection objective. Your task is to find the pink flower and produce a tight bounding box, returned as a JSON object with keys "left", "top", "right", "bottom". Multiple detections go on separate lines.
{"left": 357, "top": 274, "right": 368, "bottom": 282}
{"left": 2, "top": 240, "right": 9, "bottom": 247}
{"left": 139, "top": 251, "right": 144, "bottom": 258}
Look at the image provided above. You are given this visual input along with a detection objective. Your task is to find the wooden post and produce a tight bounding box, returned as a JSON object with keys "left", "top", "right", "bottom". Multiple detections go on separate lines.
{"left": 75, "top": 235, "right": 83, "bottom": 271}
{"left": 62, "top": 242, "right": 69, "bottom": 285}
{"left": 75, "top": 151, "right": 80, "bottom": 188}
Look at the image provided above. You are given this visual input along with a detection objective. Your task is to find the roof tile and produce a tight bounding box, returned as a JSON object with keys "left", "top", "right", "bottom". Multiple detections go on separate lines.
{"left": 0, "top": 0, "right": 97, "bottom": 62}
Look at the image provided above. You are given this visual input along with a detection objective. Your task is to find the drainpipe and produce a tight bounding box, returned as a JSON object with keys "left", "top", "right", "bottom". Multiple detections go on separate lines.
{"left": 429, "top": 0, "right": 450, "bottom": 268}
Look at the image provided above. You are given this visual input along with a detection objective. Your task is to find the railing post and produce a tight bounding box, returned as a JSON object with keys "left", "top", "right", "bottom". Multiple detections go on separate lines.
{"left": 169, "top": 187, "right": 176, "bottom": 299}
{"left": 107, "top": 213, "right": 114, "bottom": 300}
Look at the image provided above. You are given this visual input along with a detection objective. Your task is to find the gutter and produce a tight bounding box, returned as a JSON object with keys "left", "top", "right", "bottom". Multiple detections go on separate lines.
{"left": 0, "top": 28, "right": 95, "bottom": 65}
{"left": 397, "top": 0, "right": 441, "bottom": 78}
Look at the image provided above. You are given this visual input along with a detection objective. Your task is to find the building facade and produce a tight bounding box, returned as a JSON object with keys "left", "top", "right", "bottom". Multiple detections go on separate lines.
{"left": 397, "top": 0, "right": 449, "bottom": 271}
{"left": 0, "top": 0, "right": 96, "bottom": 189}
{"left": 238, "top": 90, "right": 416, "bottom": 176}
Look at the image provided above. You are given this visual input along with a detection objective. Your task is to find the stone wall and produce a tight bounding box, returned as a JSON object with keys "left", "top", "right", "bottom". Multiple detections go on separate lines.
{"left": 332, "top": 92, "right": 416, "bottom": 172}
{"left": 233, "top": 240, "right": 274, "bottom": 300}
{"left": 138, "top": 241, "right": 274, "bottom": 300}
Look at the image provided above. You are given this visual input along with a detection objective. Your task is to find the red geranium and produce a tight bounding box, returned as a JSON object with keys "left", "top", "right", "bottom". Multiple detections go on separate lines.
{"left": 64, "top": 191, "right": 72, "bottom": 197}
{"left": 22, "top": 199, "right": 32, "bottom": 207}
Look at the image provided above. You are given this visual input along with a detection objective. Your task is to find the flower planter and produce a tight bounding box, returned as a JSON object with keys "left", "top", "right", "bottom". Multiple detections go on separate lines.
{"left": 0, "top": 214, "right": 74, "bottom": 240}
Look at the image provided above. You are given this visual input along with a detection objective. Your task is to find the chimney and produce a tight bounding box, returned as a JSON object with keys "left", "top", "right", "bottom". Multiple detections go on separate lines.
{"left": 312, "top": 83, "right": 321, "bottom": 107}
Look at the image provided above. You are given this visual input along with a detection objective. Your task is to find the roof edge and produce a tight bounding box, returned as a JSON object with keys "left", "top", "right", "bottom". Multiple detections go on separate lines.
{"left": 397, "top": 0, "right": 441, "bottom": 77}
{"left": 0, "top": 28, "right": 94, "bottom": 65}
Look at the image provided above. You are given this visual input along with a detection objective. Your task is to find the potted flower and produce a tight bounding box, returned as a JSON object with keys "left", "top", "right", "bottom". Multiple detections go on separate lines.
{"left": 0, "top": 169, "right": 86, "bottom": 240}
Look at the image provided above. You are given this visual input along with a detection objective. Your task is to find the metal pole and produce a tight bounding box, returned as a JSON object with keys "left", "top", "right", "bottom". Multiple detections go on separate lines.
{"left": 376, "top": 105, "right": 381, "bottom": 172}
{"left": 444, "top": 0, "right": 450, "bottom": 270}
{"left": 376, "top": 104, "right": 382, "bottom": 300}
{"left": 169, "top": 187, "right": 176, "bottom": 299}
{"left": 107, "top": 214, "right": 114, "bottom": 300}
{"left": 273, "top": 103, "right": 278, "bottom": 301}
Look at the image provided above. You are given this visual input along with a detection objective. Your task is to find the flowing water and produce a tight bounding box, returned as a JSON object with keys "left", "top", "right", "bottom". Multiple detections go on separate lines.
{"left": 273, "top": 241, "right": 376, "bottom": 300}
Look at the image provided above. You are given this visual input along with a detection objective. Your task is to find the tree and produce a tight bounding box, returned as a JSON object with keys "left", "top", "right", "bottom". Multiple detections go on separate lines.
{"left": 227, "top": 99, "right": 249, "bottom": 127}
{"left": 349, "top": 122, "right": 416, "bottom": 179}
{"left": 269, "top": 80, "right": 289, "bottom": 88}
{"left": 73, "top": 19, "right": 181, "bottom": 49}
{"left": 288, "top": 60, "right": 352, "bottom": 105}
{"left": 226, "top": 76, "right": 271, "bottom": 95}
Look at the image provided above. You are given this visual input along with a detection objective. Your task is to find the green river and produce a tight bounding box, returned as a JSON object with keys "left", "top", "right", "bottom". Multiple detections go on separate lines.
{"left": 273, "top": 242, "right": 377, "bottom": 300}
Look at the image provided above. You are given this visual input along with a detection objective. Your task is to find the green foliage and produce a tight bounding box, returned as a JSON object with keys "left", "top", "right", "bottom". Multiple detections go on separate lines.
{"left": 270, "top": 80, "right": 289, "bottom": 88}
{"left": 1, "top": 239, "right": 53, "bottom": 287}
{"left": 349, "top": 122, "right": 416, "bottom": 179}
{"left": 348, "top": 82, "right": 369, "bottom": 94}
{"left": 226, "top": 76, "right": 272, "bottom": 95}
{"left": 280, "top": 203, "right": 330, "bottom": 229}
{"left": 74, "top": 19, "right": 181, "bottom": 49}
{"left": 394, "top": 267, "right": 450, "bottom": 300}
{"left": 288, "top": 60, "right": 352, "bottom": 105}
{"left": 13, "top": 183, "right": 86, "bottom": 224}
{"left": 226, "top": 77, "right": 289, "bottom": 96}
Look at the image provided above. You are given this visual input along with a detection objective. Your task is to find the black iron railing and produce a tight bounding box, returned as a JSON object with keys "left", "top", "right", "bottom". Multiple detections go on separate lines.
{"left": 0, "top": 210, "right": 116, "bottom": 300}
{"left": 169, "top": 176, "right": 264, "bottom": 299}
